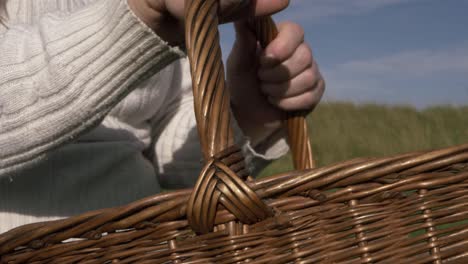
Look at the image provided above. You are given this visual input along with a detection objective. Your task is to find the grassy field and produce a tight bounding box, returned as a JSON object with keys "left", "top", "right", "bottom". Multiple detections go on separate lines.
{"left": 259, "top": 101, "right": 468, "bottom": 177}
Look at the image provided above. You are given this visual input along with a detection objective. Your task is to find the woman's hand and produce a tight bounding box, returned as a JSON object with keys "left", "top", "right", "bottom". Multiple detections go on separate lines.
{"left": 127, "top": 0, "right": 289, "bottom": 45}
{"left": 227, "top": 21, "right": 325, "bottom": 144}
{"left": 127, "top": 0, "right": 325, "bottom": 143}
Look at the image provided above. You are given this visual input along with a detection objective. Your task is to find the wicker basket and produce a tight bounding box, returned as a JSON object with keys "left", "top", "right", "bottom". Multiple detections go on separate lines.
{"left": 1, "top": 1, "right": 468, "bottom": 263}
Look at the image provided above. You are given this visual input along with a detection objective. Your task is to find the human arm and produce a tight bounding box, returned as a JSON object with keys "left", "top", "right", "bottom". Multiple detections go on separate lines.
{"left": 0, "top": 0, "right": 184, "bottom": 176}
{"left": 128, "top": 0, "right": 324, "bottom": 158}
{"left": 149, "top": 58, "right": 291, "bottom": 189}
{"left": 146, "top": 1, "right": 324, "bottom": 187}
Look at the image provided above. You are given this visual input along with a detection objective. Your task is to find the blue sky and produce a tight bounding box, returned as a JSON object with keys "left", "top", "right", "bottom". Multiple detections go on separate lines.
{"left": 219, "top": 0, "right": 468, "bottom": 108}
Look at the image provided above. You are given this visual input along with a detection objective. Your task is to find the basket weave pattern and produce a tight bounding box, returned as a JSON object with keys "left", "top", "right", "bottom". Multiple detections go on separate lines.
{"left": 1, "top": 145, "right": 468, "bottom": 263}
{"left": 1, "top": 0, "right": 468, "bottom": 263}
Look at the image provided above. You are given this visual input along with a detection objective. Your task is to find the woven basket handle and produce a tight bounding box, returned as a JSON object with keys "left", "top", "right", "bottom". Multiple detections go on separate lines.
{"left": 185, "top": 0, "right": 313, "bottom": 233}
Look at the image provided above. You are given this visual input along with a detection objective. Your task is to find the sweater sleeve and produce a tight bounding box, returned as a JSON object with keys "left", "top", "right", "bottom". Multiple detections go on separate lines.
{"left": 150, "top": 58, "right": 289, "bottom": 189}
{"left": 0, "top": 0, "right": 184, "bottom": 177}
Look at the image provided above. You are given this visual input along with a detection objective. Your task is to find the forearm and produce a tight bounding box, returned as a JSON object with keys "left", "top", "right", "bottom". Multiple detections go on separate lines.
{"left": 0, "top": 0, "right": 184, "bottom": 176}
{"left": 150, "top": 59, "right": 288, "bottom": 188}
{"left": 153, "top": 102, "right": 288, "bottom": 188}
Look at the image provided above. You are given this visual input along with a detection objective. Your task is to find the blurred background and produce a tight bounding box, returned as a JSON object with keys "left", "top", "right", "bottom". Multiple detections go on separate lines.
{"left": 219, "top": 0, "right": 468, "bottom": 176}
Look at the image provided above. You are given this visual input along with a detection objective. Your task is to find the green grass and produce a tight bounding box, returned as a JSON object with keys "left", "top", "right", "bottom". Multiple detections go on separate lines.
{"left": 259, "top": 101, "right": 468, "bottom": 177}
{"left": 256, "top": 101, "right": 468, "bottom": 234}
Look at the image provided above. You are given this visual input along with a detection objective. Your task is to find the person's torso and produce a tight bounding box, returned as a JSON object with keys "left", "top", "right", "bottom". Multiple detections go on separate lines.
{"left": 0, "top": 0, "right": 196, "bottom": 233}
{"left": 0, "top": 64, "right": 180, "bottom": 233}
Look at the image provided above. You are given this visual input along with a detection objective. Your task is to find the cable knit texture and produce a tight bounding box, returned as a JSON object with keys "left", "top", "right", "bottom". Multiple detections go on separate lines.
{"left": 0, "top": 0, "right": 289, "bottom": 233}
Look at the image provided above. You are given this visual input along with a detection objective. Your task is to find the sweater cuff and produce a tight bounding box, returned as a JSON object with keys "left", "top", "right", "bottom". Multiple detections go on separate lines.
{"left": 232, "top": 117, "right": 289, "bottom": 176}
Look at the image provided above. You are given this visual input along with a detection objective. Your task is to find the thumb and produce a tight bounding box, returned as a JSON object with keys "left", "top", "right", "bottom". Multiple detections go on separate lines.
{"left": 227, "top": 20, "right": 258, "bottom": 70}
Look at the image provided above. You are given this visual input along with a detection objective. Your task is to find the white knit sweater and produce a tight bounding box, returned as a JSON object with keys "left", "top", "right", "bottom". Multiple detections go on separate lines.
{"left": 0, "top": 0, "right": 288, "bottom": 233}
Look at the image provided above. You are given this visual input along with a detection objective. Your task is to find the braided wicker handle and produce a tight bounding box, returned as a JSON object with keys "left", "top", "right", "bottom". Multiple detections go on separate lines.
{"left": 185, "top": 0, "right": 314, "bottom": 233}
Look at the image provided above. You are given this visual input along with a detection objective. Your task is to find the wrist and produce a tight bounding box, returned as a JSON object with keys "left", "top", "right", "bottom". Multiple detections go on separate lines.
{"left": 231, "top": 102, "right": 283, "bottom": 146}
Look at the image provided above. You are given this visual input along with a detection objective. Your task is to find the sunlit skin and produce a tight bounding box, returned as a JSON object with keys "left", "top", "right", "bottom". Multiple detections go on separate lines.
{"left": 127, "top": 0, "right": 325, "bottom": 142}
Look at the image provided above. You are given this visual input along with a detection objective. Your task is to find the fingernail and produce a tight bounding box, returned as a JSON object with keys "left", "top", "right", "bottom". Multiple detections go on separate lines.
{"left": 260, "top": 54, "right": 279, "bottom": 67}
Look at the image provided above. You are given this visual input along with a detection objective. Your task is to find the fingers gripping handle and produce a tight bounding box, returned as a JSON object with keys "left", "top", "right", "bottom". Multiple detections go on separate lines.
{"left": 252, "top": 17, "right": 315, "bottom": 170}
